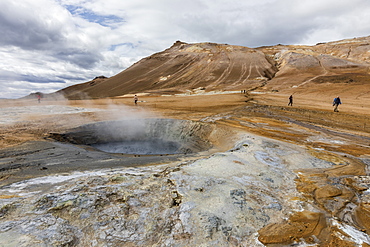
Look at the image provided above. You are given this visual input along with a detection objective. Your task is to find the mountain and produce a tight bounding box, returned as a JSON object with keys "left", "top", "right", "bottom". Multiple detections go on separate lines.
{"left": 55, "top": 37, "right": 370, "bottom": 99}
{"left": 256, "top": 36, "right": 370, "bottom": 92}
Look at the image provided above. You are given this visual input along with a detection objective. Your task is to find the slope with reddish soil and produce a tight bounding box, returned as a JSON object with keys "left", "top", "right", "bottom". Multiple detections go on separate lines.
{"left": 55, "top": 41, "right": 277, "bottom": 99}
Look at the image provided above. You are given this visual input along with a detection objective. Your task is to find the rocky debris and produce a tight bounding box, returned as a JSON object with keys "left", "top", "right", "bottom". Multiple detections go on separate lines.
{"left": 90, "top": 76, "right": 108, "bottom": 86}
{"left": 93, "top": 76, "right": 108, "bottom": 80}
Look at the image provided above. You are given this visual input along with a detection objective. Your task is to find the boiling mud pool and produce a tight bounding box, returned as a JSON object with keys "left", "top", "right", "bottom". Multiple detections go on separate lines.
{"left": 92, "top": 139, "right": 181, "bottom": 155}
{"left": 50, "top": 119, "right": 223, "bottom": 156}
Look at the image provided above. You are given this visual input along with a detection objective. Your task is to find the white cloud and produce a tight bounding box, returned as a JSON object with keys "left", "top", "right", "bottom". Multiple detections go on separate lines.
{"left": 1, "top": 0, "right": 370, "bottom": 98}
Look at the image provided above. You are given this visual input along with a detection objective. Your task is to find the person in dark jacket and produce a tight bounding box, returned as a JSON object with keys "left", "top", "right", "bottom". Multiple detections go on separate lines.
{"left": 288, "top": 95, "right": 293, "bottom": 106}
{"left": 333, "top": 96, "right": 341, "bottom": 112}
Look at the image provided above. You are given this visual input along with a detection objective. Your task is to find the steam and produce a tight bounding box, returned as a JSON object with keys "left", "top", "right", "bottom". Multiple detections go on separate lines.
{"left": 0, "top": 93, "right": 158, "bottom": 152}
{"left": 0, "top": 91, "right": 155, "bottom": 123}
{"left": 0, "top": 93, "right": 216, "bottom": 156}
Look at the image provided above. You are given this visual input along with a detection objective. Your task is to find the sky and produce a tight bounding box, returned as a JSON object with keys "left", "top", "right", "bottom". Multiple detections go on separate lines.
{"left": 1, "top": 0, "right": 370, "bottom": 99}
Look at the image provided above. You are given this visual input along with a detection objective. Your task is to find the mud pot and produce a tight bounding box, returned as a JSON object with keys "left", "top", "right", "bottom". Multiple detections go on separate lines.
{"left": 0, "top": 118, "right": 237, "bottom": 187}
{"left": 49, "top": 119, "right": 215, "bottom": 155}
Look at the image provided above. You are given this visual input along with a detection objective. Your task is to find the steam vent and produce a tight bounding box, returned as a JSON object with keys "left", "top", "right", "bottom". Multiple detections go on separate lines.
{"left": 49, "top": 119, "right": 220, "bottom": 156}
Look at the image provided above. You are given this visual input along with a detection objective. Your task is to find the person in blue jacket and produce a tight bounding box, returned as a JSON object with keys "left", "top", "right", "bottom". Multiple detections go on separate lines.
{"left": 333, "top": 96, "right": 341, "bottom": 112}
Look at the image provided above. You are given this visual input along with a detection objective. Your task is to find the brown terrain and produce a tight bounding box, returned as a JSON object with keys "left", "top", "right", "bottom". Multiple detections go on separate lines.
{"left": 2, "top": 36, "right": 370, "bottom": 246}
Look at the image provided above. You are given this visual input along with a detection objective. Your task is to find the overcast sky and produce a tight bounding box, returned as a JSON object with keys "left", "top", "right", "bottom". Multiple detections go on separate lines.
{"left": 1, "top": 0, "right": 369, "bottom": 99}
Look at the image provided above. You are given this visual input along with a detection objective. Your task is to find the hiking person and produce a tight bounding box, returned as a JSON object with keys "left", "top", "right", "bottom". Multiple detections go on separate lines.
{"left": 134, "top": 95, "right": 138, "bottom": 105}
{"left": 333, "top": 96, "right": 341, "bottom": 112}
{"left": 288, "top": 95, "right": 293, "bottom": 106}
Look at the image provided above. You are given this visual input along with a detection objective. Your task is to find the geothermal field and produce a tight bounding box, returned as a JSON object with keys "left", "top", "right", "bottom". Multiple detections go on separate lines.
{"left": 1, "top": 37, "right": 370, "bottom": 246}
{"left": 0, "top": 90, "right": 369, "bottom": 246}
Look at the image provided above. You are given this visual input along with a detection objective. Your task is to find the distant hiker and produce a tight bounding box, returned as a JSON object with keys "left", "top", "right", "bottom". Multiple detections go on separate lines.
{"left": 134, "top": 95, "right": 138, "bottom": 105}
{"left": 288, "top": 95, "right": 293, "bottom": 106}
{"left": 333, "top": 96, "right": 341, "bottom": 112}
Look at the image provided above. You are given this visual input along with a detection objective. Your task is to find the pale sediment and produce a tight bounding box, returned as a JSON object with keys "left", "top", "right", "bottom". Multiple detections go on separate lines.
{"left": 0, "top": 132, "right": 338, "bottom": 246}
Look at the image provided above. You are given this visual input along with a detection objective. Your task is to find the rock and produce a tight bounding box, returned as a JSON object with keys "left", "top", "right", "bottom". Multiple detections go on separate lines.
{"left": 258, "top": 211, "right": 326, "bottom": 245}
{"left": 315, "top": 184, "right": 342, "bottom": 199}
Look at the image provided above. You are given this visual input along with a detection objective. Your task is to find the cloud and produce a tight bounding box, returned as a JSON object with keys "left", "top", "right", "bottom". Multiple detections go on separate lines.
{"left": 0, "top": 69, "right": 65, "bottom": 83}
{"left": 1, "top": 0, "right": 370, "bottom": 98}
{"left": 0, "top": 0, "right": 72, "bottom": 49}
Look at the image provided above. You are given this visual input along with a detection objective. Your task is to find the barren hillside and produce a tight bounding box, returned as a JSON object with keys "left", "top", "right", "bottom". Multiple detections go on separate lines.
{"left": 52, "top": 36, "right": 370, "bottom": 99}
